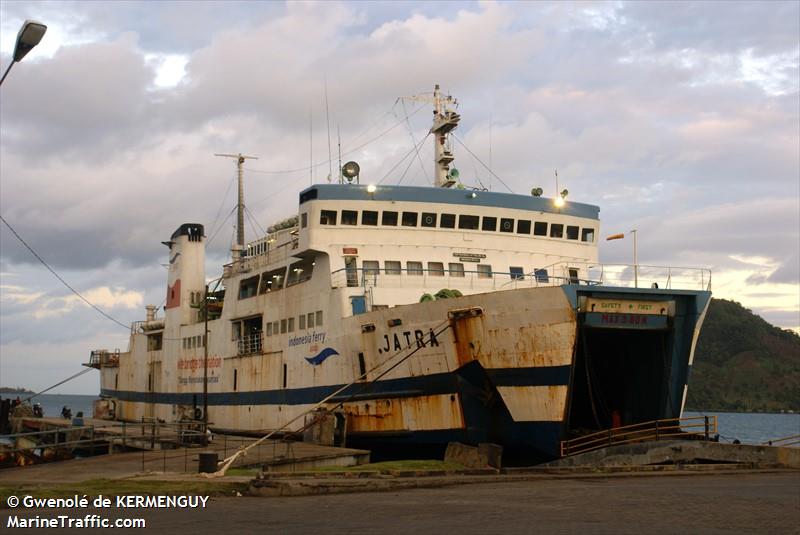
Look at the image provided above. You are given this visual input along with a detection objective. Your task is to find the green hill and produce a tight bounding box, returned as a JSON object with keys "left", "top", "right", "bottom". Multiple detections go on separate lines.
{"left": 686, "top": 298, "right": 800, "bottom": 412}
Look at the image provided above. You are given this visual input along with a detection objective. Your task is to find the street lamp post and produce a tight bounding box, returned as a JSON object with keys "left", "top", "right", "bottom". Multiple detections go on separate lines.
{"left": 0, "top": 20, "right": 47, "bottom": 86}
{"left": 607, "top": 229, "right": 639, "bottom": 288}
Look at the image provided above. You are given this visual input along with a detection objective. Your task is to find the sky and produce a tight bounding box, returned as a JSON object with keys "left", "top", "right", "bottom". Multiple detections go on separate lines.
{"left": 0, "top": 1, "right": 798, "bottom": 395}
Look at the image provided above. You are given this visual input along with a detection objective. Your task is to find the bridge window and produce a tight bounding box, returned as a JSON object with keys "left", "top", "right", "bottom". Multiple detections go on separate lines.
{"left": 517, "top": 220, "right": 531, "bottom": 234}
{"left": 535, "top": 269, "right": 549, "bottom": 283}
{"left": 341, "top": 210, "right": 358, "bottom": 225}
{"left": 288, "top": 317, "right": 295, "bottom": 333}
{"left": 267, "top": 322, "right": 273, "bottom": 336}
{"left": 534, "top": 222, "right": 548, "bottom": 236}
{"left": 260, "top": 267, "right": 286, "bottom": 293}
{"left": 362, "top": 210, "right": 378, "bottom": 226}
{"left": 448, "top": 263, "right": 465, "bottom": 277}
{"left": 407, "top": 261, "right": 423, "bottom": 275}
{"left": 582, "top": 228, "right": 595, "bottom": 242}
{"left": 482, "top": 216, "right": 497, "bottom": 231}
{"left": 550, "top": 224, "right": 564, "bottom": 238}
{"left": 385, "top": 261, "right": 401, "bottom": 275}
{"left": 510, "top": 267, "right": 524, "bottom": 280}
{"left": 566, "top": 225, "right": 579, "bottom": 240}
{"left": 299, "top": 314, "right": 306, "bottom": 330}
{"left": 477, "top": 264, "right": 493, "bottom": 278}
{"left": 500, "top": 218, "right": 514, "bottom": 233}
{"left": 320, "top": 210, "right": 337, "bottom": 225}
{"left": 280, "top": 319, "right": 287, "bottom": 334}
{"left": 421, "top": 212, "right": 437, "bottom": 227}
{"left": 458, "top": 215, "right": 479, "bottom": 230}
{"left": 307, "top": 312, "right": 315, "bottom": 328}
{"left": 382, "top": 211, "right": 398, "bottom": 226}
{"left": 287, "top": 259, "right": 314, "bottom": 286}
{"left": 428, "top": 262, "right": 445, "bottom": 276}
{"left": 239, "top": 275, "right": 259, "bottom": 299}
{"left": 440, "top": 213, "right": 456, "bottom": 228}
{"left": 316, "top": 310, "right": 323, "bottom": 326}
{"left": 402, "top": 212, "right": 418, "bottom": 227}
{"left": 301, "top": 213, "right": 307, "bottom": 228}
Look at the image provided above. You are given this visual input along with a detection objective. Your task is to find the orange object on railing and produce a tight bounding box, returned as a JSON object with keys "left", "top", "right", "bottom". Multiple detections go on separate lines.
{"left": 560, "top": 415, "right": 717, "bottom": 457}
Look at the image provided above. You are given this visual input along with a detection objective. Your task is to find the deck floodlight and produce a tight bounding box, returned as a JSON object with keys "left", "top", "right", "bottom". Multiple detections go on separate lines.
{"left": 366, "top": 184, "right": 377, "bottom": 193}
{"left": 342, "top": 161, "right": 360, "bottom": 182}
{"left": 554, "top": 188, "right": 568, "bottom": 208}
{"left": 531, "top": 187, "right": 543, "bottom": 197}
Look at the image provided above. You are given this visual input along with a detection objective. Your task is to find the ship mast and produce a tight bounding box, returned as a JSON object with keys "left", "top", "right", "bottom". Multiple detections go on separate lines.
{"left": 399, "top": 84, "right": 461, "bottom": 187}
{"left": 215, "top": 152, "right": 258, "bottom": 248}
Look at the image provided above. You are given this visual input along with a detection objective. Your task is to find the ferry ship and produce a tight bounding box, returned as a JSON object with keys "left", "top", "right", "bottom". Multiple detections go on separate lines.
{"left": 88, "top": 87, "right": 711, "bottom": 460}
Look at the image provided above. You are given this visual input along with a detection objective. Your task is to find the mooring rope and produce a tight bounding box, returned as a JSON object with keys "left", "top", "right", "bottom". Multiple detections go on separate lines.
{"left": 20, "top": 367, "right": 95, "bottom": 404}
{"left": 203, "top": 319, "right": 453, "bottom": 478}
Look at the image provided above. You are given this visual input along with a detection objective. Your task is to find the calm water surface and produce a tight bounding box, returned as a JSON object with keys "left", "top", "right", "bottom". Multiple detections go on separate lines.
{"left": 683, "top": 410, "right": 799, "bottom": 444}
{"left": 3, "top": 393, "right": 97, "bottom": 420}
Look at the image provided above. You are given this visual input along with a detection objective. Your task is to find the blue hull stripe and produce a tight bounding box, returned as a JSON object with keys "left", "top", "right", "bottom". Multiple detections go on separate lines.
{"left": 101, "top": 365, "right": 572, "bottom": 406}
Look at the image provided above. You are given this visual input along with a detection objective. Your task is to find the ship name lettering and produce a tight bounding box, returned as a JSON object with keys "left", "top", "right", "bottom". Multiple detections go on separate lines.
{"left": 382, "top": 328, "right": 439, "bottom": 353}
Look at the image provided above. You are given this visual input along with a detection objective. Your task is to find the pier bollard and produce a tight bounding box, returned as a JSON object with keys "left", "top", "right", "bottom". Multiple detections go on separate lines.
{"left": 198, "top": 452, "right": 219, "bottom": 473}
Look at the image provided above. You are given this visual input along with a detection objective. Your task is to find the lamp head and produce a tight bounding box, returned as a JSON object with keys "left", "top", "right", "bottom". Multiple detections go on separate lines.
{"left": 13, "top": 20, "right": 47, "bottom": 62}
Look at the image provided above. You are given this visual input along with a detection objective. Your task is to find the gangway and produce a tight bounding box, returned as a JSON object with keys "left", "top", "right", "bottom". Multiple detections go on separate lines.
{"left": 560, "top": 415, "right": 717, "bottom": 457}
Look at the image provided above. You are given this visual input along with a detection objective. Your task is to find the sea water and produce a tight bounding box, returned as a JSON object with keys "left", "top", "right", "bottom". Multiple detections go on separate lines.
{"left": 683, "top": 410, "right": 799, "bottom": 445}
{"left": 5, "top": 393, "right": 97, "bottom": 420}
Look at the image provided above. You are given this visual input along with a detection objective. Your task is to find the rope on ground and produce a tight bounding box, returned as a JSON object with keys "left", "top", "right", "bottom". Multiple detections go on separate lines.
{"left": 203, "top": 319, "right": 453, "bottom": 478}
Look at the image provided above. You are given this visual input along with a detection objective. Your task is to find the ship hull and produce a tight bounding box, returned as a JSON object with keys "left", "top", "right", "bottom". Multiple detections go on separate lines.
{"left": 98, "top": 285, "right": 710, "bottom": 461}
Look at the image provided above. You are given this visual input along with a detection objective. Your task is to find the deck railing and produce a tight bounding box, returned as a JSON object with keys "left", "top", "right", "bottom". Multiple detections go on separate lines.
{"left": 86, "top": 350, "right": 120, "bottom": 369}
{"left": 560, "top": 415, "right": 718, "bottom": 457}
{"left": 237, "top": 332, "right": 263, "bottom": 356}
{"left": 542, "top": 261, "right": 712, "bottom": 291}
{"left": 331, "top": 263, "right": 711, "bottom": 293}
{"left": 330, "top": 267, "right": 578, "bottom": 292}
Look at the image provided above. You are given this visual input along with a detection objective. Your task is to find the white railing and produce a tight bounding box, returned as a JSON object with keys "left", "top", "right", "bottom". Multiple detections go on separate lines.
{"left": 331, "top": 267, "right": 575, "bottom": 292}
{"left": 224, "top": 228, "right": 299, "bottom": 275}
{"left": 330, "top": 263, "right": 711, "bottom": 293}
{"left": 237, "top": 332, "right": 263, "bottom": 355}
{"left": 541, "top": 261, "right": 712, "bottom": 291}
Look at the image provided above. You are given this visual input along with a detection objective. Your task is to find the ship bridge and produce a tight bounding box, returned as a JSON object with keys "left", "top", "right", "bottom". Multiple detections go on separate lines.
{"left": 291, "top": 183, "right": 601, "bottom": 313}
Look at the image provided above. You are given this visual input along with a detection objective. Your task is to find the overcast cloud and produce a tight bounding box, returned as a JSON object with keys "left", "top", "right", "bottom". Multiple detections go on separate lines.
{"left": 1, "top": 1, "right": 798, "bottom": 394}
